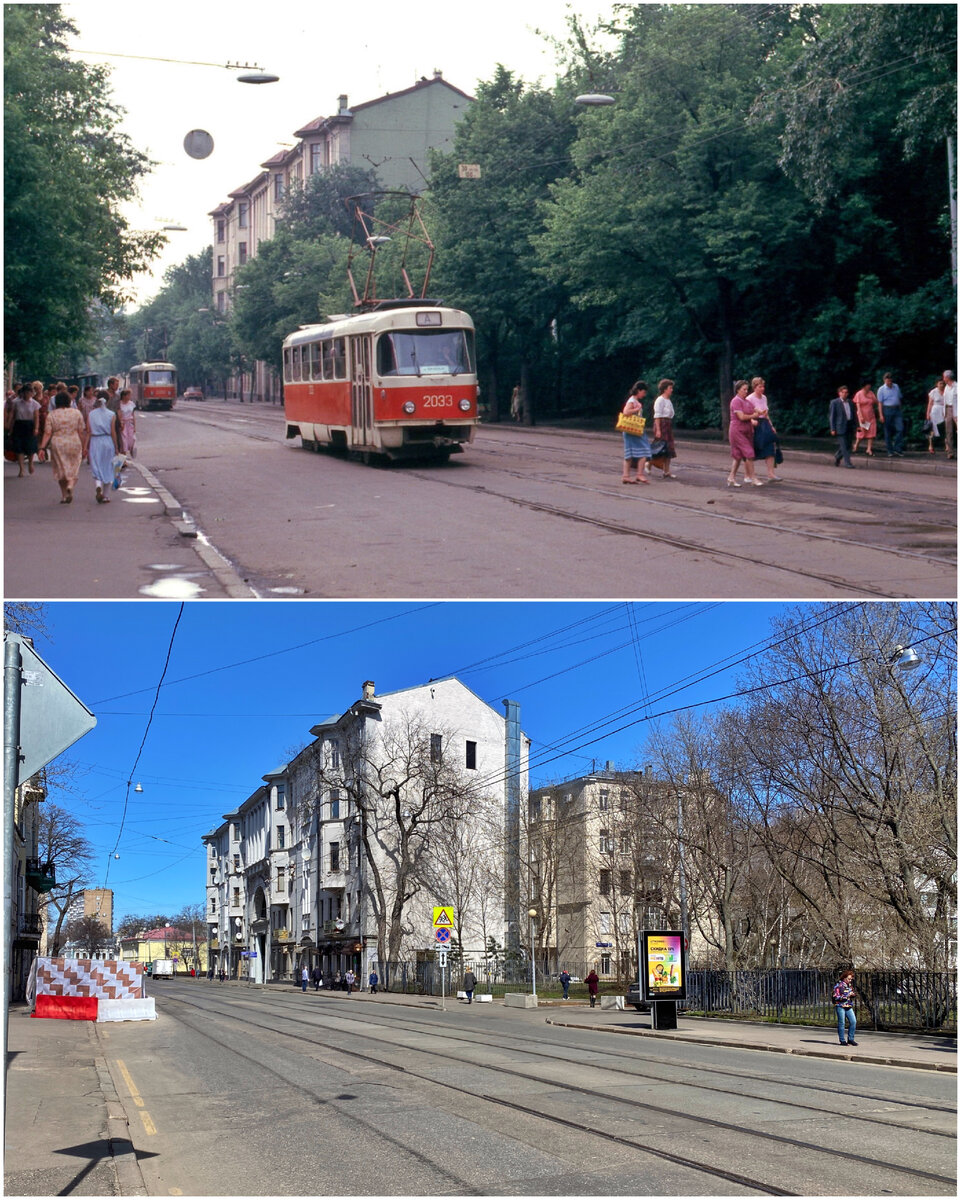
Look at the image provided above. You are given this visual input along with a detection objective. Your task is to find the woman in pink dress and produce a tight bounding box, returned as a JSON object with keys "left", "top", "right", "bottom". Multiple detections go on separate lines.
{"left": 727, "top": 381, "right": 763, "bottom": 487}
{"left": 853, "top": 381, "right": 881, "bottom": 455}
{"left": 38, "top": 393, "right": 86, "bottom": 503}
{"left": 118, "top": 388, "right": 137, "bottom": 458}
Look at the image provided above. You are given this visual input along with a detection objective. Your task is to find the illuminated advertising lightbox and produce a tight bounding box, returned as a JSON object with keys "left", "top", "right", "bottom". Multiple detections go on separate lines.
{"left": 640, "top": 930, "right": 687, "bottom": 1001}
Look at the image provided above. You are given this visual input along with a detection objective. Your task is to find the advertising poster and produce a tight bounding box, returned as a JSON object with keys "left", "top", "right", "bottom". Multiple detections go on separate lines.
{"left": 641, "top": 930, "right": 687, "bottom": 1000}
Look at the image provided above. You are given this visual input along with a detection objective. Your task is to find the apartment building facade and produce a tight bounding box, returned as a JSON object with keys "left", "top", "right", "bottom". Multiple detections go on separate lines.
{"left": 204, "top": 676, "right": 528, "bottom": 985}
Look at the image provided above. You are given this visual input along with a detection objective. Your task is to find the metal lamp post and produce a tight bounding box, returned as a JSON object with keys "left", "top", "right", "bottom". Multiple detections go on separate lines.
{"left": 528, "top": 907, "right": 538, "bottom": 997}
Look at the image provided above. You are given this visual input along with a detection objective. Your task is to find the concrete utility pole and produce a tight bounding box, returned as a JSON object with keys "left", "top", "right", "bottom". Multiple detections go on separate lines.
{"left": 503, "top": 701, "right": 521, "bottom": 953}
{"left": 4, "top": 639, "right": 24, "bottom": 1101}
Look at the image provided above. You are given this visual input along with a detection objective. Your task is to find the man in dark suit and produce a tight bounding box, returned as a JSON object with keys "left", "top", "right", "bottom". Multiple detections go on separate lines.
{"left": 829, "top": 385, "right": 857, "bottom": 468}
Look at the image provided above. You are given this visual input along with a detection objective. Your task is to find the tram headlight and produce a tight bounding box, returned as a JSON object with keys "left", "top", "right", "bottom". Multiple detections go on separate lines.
{"left": 459, "top": 398, "right": 472, "bottom": 412}
{"left": 402, "top": 401, "right": 416, "bottom": 415}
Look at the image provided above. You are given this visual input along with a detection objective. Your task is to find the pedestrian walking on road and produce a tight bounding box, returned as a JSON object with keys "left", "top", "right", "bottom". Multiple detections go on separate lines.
{"left": 118, "top": 388, "right": 137, "bottom": 457}
{"left": 833, "top": 969, "right": 858, "bottom": 1046}
{"left": 301, "top": 965, "right": 309, "bottom": 992}
{"left": 750, "top": 378, "right": 781, "bottom": 481}
{"left": 878, "top": 372, "right": 904, "bottom": 457}
{"left": 942, "top": 370, "right": 956, "bottom": 459}
{"left": 650, "top": 379, "right": 678, "bottom": 478}
{"left": 559, "top": 969, "right": 572, "bottom": 1000}
{"left": 619, "top": 380, "right": 652, "bottom": 485}
{"left": 87, "top": 396, "right": 118, "bottom": 504}
{"left": 926, "top": 379, "right": 946, "bottom": 453}
{"left": 853, "top": 381, "right": 882, "bottom": 457}
{"left": 368, "top": 970, "right": 378, "bottom": 994}
{"left": 586, "top": 969, "right": 599, "bottom": 1008}
{"left": 39, "top": 392, "right": 86, "bottom": 503}
{"left": 727, "top": 381, "right": 762, "bottom": 487}
{"left": 345, "top": 969, "right": 356, "bottom": 995}
{"left": 829, "top": 385, "right": 857, "bottom": 469}
{"left": 463, "top": 969, "right": 477, "bottom": 1003}
{"left": 6, "top": 384, "right": 40, "bottom": 477}
{"left": 311, "top": 965, "right": 322, "bottom": 991}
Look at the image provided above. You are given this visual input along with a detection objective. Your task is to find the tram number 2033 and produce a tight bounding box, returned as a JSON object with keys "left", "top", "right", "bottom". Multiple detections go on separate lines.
{"left": 423, "top": 395, "right": 455, "bottom": 407}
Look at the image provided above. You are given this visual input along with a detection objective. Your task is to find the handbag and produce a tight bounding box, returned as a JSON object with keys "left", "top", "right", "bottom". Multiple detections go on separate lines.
{"left": 616, "top": 411, "right": 646, "bottom": 436}
{"left": 922, "top": 419, "right": 934, "bottom": 434}
{"left": 648, "top": 438, "right": 669, "bottom": 458}
{"left": 774, "top": 440, "right": 784, "bottom": 466}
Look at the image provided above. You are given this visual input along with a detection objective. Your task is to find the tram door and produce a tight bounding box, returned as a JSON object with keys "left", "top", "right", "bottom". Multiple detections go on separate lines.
{"left": 350, "top": 336, "right": 373, "bottom": 449}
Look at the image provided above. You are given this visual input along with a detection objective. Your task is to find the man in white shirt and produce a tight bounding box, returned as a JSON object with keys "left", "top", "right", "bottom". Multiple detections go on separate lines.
{"left": 942, "top": 370, "right": 956, "bottom": 459}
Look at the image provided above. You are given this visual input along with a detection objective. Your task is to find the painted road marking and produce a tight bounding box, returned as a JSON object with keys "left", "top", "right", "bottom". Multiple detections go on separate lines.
{"left": 139, "top": 1110, "right": 157, "bottom": 1136}
{"left": 115, "top": 1060, "right": 144, "bottom": 1107}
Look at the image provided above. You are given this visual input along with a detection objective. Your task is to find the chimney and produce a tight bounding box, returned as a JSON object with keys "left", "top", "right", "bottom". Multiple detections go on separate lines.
{"left": 362, "top": 680, "right": 375, "bottom": 699}
{"left": 433, "top": 69, "right": 443, "bottom": 79}
{"left": 338, "top": 94, "right": 350, "bottom": 114}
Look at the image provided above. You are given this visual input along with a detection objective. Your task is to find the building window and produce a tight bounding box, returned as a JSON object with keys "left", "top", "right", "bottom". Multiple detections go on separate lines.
{"left": 599, "top": 869, "right": 611, "bottom": 896}
{"left": 327, "top": 739, "right": 340, "bottom": 770}
{"left": 216, "top": 291, "right": 226, "bottom": 313}
{"left": 216, "top": 218, "right": 225, "bottom": 243}
{"left": 620, "top": 791, "right": 631, "bottom": 811}
{"left": 430, "top": 734, "right": 442, "bottom": 763}
{"left": 618, "top": 911, "right": 631, "bottom": 934}
{"left": 217, "top": 255, "right": 225, "bottom": 277}
{"left": 239, "top": 200, "right": 248, "bottom": 228}
{"left": 276, "top": 826, "right": 285, "bottom": 849}
{"left": 210, "top": 866, "right": 216, "bottom": 879}
{"left": 619, "top": 870, "right": 632, "bottom": 895}
{"left": 277, "top": 867, "right": 286, "bottom": 892}
{"left": 330, "top": 842, "right": 340, "bottom": 873}
{"left": 330, "top": 792, "right": 340, "bottom": 820}
{"left": 239, "top": 241, "right": 247, "bottom": 265}
{"left": 310, "top": 143, "right": 323, "bottom": 174}
{"left": 599, "top": 790, "right": 609, "bottom": 811}
{"left": 274, "top": 173, "right": 285, "bottom": 201}
{"left": 599, "top": 910, "right": 612, "bottom": 935}
{"left": 233, "top": 854, "right": 240, "bottom": 870}
{"left": 232, "top": 888, "right": 240, "bottom": 906}
{"left": 599, "top": 829, "right": 611, "bottom": 853}
{"left": 601, "top": 953, "right": 612, "bottom": 974}
{"left": 619, "top": 835, "right": 630, "bottom": 853}
{"left": 210, "top": 898, "right": 216, "bottom": 914}
{"left": 276, "top": 785, "right": 286, "bottom": 810}
{"left": 465, "top": 740, "right": 477, "bottom": 770}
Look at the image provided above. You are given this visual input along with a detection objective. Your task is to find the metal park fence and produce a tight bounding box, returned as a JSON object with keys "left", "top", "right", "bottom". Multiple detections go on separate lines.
{"left": 683, "top": 968, "right": 956, "bottom": 1032}
{"left": 379, "top": 961, "right": 955, "bottom": 1031}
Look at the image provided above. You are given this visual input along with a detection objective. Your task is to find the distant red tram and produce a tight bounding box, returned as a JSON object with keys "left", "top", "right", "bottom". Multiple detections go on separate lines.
{"left": 282, "top": 301, "right": 478, "bottom": 461}
{"left": 128, "top": 361, "right": 177, "bottom": 411}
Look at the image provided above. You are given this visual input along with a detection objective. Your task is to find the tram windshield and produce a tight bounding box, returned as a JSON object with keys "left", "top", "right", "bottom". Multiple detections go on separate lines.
{"left": 145, "top": 370, "right": 175, "bottom": 385}
{"left": 376, "top": 329, "right": 475, "bottom": 377}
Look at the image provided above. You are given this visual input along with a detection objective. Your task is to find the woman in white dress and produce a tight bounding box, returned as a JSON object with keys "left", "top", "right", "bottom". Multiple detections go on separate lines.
{"left": 87, "top": 395, "right": 119, "bottom": 503}
{"left": 926, "top": 378, "right": 946, "bottom": 453}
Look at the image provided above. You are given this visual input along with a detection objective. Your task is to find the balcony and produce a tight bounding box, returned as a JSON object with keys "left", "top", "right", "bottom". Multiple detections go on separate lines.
{"left": 25, "top": 858, "right": 56, "bottom": 894}
{"left": 17, "top": 912, "right": 42, "bottom": 939}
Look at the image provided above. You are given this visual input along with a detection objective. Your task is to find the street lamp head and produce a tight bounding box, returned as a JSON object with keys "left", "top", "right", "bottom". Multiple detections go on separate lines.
{"left": 892, "top": 644, "right": 922, "bottom": 672}
{"left": 575, "top": 93, "right": 616, "bottom": 107}
{"left": 528, "top": 907, "right": 538, "bottom": 919}
{"left": 134, "top": 782, "right": 144, "bottom": 793}
{"left": 234, "top": 69, "right": 280, "bottom": 84}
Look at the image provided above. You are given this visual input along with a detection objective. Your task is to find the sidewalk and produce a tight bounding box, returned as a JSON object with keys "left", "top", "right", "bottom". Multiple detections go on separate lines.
{"left": 251, "top": 979, "right": 958, "bottom": 1073}
{"left": 4, "top": 1004, "right": 145, "bottom": 1197}
{"left": 3, "top": 457, "right": 250, "bottom": 599}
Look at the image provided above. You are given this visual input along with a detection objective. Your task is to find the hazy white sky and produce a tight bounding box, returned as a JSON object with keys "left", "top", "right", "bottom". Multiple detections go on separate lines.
{"left": 62, "top": 0, "right": 618, "bottom": 305}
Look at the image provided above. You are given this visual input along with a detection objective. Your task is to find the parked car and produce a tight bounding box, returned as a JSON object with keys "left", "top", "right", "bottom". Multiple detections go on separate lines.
{"left": 182, "top": 386, "right": 204, "bottom": 401}
{"left": 626, "top": 982, "right": 651, "bottom": 1012}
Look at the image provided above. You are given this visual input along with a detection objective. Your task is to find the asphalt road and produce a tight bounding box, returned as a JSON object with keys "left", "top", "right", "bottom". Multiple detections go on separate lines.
{"left": 96, "top": 980, "right": 956, "bottom": 1197}
{"left": 4, "top": 399, "right": 955, "bottom": 599}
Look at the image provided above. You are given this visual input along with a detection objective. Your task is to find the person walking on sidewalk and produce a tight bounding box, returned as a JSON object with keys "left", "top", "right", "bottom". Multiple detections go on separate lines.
{"left": 311, "top": 965, "right": 322, "bottom": 991}
{"left": 345, "top": 969, "right": 356, "bottom": 995}
{"left": 559, "top": 969, "right": 572, "bottom": 1000}
{"left": 877, "top": 372, "right": 904, "bottom": 457}
{"left": 833, "top": 969, "right": 858, "bottom": 1046}
{"left": 368, "top": 970, "right": 379, "bottom": 994}
{"left": 586, "top": 969, "right": 600, "bottom": 1008}
{"left": 87, "top": 396, "right": 118, "bottom": 504}
{"left": 39, "top": 392, "right": 86, "bottom": 503}
{"left": 301, "top": 965, "right": 309, "bottom": 992}
{"left": 463, "top": 969, "right": 477, "bottom": 1003}
{"left": 829, "top": 385, "right": 857, "bottom": 469}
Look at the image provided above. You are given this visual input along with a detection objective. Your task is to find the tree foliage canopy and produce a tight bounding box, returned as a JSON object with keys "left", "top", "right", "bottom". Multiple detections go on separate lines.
{"left": 4, "top": 4, "right": 163, "bottom": 374}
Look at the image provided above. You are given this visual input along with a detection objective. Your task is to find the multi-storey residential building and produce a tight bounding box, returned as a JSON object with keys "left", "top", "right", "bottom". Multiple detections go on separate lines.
{"left": 209, "top": 73, "right": 471, "bottom": 402}
{"left": 63, "top": 887, "right": 114, "bottom": 933}
{"left": 528, "top": 766, "right": 686, "bottom": 981}
{"left": 204, "top": 676, "right": 528, "bottom": 986}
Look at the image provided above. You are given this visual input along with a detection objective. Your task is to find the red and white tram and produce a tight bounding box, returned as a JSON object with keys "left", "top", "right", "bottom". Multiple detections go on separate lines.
{"left": 282, "top": 300, "right": 478, "bottom": 461}
{"left": 128, "top": 361, "right": 177, "bottom": 411}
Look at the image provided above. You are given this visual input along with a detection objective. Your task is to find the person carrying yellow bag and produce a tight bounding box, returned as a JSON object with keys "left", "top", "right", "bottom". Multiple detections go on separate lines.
{"left": 617, "top": 380, "right": 653, "bottom": 484}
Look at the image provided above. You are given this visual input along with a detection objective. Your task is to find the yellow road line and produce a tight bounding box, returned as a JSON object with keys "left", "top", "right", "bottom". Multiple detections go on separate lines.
{"left": 139, "top": 1110, "right": 157, "bottom": 1136}
{"left": 115, "top": 1059, "right": 145, "bottom": 1107}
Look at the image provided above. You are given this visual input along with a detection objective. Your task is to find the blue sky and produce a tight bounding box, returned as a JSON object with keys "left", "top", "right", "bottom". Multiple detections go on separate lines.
{"left": 31, "top": 600, "right": 797, "bottom": 924}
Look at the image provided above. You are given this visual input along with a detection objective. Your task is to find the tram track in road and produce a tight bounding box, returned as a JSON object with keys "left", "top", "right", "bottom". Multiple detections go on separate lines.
{"left": 167, "top": 407, "right": 955, "bottom": 597}
{"left": 156, "top": 989, "right": 956, "bottom": 1195}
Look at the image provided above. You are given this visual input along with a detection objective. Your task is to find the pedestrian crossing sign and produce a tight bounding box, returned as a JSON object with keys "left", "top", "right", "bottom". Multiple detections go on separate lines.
{"left": 432, "top": 906, "right": 455, "bottom": 929}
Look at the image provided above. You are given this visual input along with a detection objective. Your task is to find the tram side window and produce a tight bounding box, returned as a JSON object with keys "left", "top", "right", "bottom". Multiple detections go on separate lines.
{"left": 330, "top": 338, "right": 346, "bottom": 380}
{"left": 307, "top": 342, "right": 322, "bottom": 381}
{"left": 283, "top": 347, "right": 292, "bottom": 383}
{"left": 291, "top": 345, "right": 302, "bottom": 382}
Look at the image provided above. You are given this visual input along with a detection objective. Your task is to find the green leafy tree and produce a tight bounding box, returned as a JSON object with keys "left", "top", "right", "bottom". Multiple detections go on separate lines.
{"left": 429, "top": 67, "right": 580, "bottom": 421}
{"left": 280, "top": 163, "right": 379, "bottom": 241}
{"left": 4, "top": 5, "right": 163, "bottom": 374}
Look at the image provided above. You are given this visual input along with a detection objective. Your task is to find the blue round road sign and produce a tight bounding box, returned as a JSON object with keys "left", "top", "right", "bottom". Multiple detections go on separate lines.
{"left": 435, "top": 927, "right": 451, "bottom": 943}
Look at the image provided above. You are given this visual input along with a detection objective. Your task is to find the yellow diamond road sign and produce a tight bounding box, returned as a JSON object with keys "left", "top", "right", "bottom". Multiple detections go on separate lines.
{"left": 432, "top": 907, "right": 454, "bottom": 929}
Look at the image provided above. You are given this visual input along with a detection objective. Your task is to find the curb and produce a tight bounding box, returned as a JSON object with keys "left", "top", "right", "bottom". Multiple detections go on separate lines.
{"left": 127, "top": 460, "right": 256, "bottom": 598}
{"left": 93, "top": 1033, "right": 148, "bottom": 1197}
{"left": 543, "top": 1018, "right": 957, "bottom": 1073}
